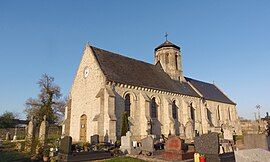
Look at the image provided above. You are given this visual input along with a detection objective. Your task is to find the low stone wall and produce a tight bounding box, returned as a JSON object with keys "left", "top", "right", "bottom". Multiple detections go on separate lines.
{"left": 243, "top": 134, "right": 269, "bottom": 150}
{"left": 0, "top": 127, "right": 26, "bottom": 140}
{"left": 0, "top": 125, "right": 62, "bottom": 140}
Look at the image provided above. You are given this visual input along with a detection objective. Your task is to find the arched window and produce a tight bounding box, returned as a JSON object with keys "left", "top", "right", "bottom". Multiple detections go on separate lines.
{"left": 206, "top": 108, "right": 212, "bottom": 123}
{"left": 172, "top": 100, "right": 177, "bottom": 119}
{"left": 151, "top": 97, "right": 157, "bottom": 118}
{"left": 124, "top": 94, "right": 131, "bottom": 116}
{"left": 217, "top": 106, "right": 220, "bottom": 120}
{"left": 175, "top": 54, "right": 178, "bottom": 70}
{"left": 165, "top": 53, "right": 169, "bottom": 64}
{"left": 228, "top": 107, "right": 231, "bottom": 121}
{"left": 190, "top": 103, "right": 195, "bottom": 120}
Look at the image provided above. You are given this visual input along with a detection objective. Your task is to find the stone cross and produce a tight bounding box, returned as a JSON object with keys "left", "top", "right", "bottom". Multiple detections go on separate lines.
{"left": 5, "top": 132, "right": 11, "bottom": 141}
{"left": 36, "top": 115, "right": 48, "bottom": 155}
{"left": 179, "top": 124, "right": 185, "bottom": 138}
{"left": 25, "top": 116, "right": 35, "bottom": 153}
{"left": 185, "top": 120, "right": 194, "bottom": 140}
{"left": 120, "top": 131, "right": 132, "bottom": 154}
{"left": 39, "top": 115, "right": 48, "bottom": 144}
{"left": 12, "top": 127, "right": 18, "bottom": 141}
{"left": 27, "top": 116, "right": 35, "bottom": 138}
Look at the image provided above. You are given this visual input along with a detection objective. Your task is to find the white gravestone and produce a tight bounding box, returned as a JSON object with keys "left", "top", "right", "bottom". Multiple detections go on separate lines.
{"left": 185, "top": 120, "right": 194, "bottom": 140}
{"left": 120, "top": 131, "right": 132, "bottom": 154}
{"left": 223, "top": 129, "right": 233, "bottom": 140}
{"left": 25, "top": 116, "right": 35, "bottom": 152}
{"left": 12, "top": 127, "right": 18, "bottom": 141}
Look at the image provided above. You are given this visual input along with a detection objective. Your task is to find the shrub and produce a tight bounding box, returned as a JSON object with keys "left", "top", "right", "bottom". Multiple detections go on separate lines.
{"left": 121, "top": 111, "right": 129, "bottom": 136}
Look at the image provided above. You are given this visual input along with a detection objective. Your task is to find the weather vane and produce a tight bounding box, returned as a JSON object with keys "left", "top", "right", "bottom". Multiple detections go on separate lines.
{"left": 165, "top": 32, "right": 168, "bottom": 41}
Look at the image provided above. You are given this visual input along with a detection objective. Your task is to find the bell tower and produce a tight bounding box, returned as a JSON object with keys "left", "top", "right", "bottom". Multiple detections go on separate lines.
{"left": 154, "top": 40, "right": 185, "bottom": 82}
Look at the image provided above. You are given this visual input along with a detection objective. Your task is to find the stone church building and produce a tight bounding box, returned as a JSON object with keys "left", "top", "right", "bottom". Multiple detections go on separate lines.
{"left": 63, "top": 40, "right": 242, "bottom": 143}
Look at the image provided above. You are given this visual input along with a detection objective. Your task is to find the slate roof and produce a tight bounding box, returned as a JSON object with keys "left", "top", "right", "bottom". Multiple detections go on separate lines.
{"left": 185, "top": 77, "right": 236, "bottom": 105}
{"left": 91, "top": 46, "right": 199, "bottom": 97}
{"left": 155, "top": 40, "right": 180, "bottom": 51}
{"left": 90, "top": 45, "right": 235, "bottom": 105}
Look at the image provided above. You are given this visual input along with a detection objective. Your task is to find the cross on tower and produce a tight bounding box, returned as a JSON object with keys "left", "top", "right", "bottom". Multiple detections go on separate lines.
{"left": 165, "top": 32, "right": 168, "bottom": 41}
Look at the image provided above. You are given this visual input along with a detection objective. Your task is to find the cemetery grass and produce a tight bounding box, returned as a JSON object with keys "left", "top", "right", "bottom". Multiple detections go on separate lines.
{"left": 0, "top": 141, "right": 31, "bottom": 162}
{"left": 103, "top": 156, "right": 146, "bottom": 162}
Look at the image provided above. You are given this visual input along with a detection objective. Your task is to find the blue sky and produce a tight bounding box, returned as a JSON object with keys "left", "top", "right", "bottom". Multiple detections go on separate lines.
{"left": 0, "top": 0, "right": 269, "bottom": 119}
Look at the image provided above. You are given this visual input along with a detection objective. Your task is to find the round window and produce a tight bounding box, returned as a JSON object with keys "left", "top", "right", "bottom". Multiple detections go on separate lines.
{"left": 84, "top": 67, "right": 89, "bottom": 78}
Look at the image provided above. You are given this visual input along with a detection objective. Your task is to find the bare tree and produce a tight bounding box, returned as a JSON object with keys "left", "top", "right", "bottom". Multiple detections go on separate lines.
{"left": 24, "top": 74, "right": 66, "bottom": 125}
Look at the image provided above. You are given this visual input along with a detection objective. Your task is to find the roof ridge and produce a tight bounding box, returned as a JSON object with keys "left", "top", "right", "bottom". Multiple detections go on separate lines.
{"left": 185, "top": 76, "right": 214, "bottom": 85}
{"left": 185, "top": 76, "right": 236, "bottom": 105}
{"left": 90, "top": 45, "right": 156, "bottom": 67}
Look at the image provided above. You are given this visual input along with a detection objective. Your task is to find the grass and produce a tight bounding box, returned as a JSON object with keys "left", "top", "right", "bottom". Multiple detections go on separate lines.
{"left": 0, "top": 141, "right": 31, "bottom": 162}
{"left": 0, "top": 151, "right": 31, "bottom": 162}
{"left": 103, "top": 156, "right": 146, "bottom": 162}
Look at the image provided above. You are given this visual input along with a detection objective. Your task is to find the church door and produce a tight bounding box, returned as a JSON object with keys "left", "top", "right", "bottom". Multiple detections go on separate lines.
{"left": 80, "top": 114, "right": 87, "bottom": 142}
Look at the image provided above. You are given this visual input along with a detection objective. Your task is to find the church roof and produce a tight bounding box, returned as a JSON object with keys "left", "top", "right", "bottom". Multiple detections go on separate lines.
{"left": 91, "top": 46, "right": 199, "bottom": 97}
{"left": 155, "top": 40, "right": 180, "bottom": 51}
{"left": 90, "top": 45, "right": 235, "bottom": 105}
{"left": 185, "top": 77, "right": 236, "bottom": 105}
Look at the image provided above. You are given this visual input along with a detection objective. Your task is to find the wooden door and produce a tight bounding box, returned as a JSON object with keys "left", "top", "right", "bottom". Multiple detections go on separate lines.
{"left": 80, "top": 114, "right": 87, "bottom": 142}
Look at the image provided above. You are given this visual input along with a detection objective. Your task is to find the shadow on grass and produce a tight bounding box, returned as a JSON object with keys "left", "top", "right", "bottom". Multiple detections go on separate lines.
{"left": 0, "top": 151, "right": 31, "bottom": 162}
{"left": 0, "top": 141, "right": 32, "bottom": 162}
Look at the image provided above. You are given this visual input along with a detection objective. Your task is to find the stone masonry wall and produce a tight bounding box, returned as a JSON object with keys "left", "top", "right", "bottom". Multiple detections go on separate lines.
{"left": 69, "top": 45, "right": 106, "bottom": 142}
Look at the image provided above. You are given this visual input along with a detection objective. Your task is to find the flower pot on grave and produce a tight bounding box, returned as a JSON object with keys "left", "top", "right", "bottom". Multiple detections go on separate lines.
{"left": 199, "top": 156, "right": 206, "bottom": 162}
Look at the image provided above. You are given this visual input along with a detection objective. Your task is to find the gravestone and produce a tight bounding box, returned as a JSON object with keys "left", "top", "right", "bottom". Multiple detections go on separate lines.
{"left": 91, "top": 134, "right": 99, "bottom": 145}
{"left": 25, "top": 116, "right": 35, "bottom": 152}
{"left": 39, "top": 115, "right": 48, "bottom": 145}
{"left": 5, "top": 132, "right": 11, "bottom": 141}
{"left": 243, "top": 134, "right": 269, "bottom": 150}
{"left": 194, "top": 132, "right": 235, "bottom": 162}
{"left": 179, "top": 124, "right": 185, "bottom": 139}
{"left": 224, "top": 129, "right": 233, "bottom": 140}
{"left": 12, "top": 127, "right": 18, "bottom": 141}
{"left": 165, "top": 136, "right": 182, "bottom": 152}
{"left": 194, "top": 132, "right": 220, "bottom": 154}
{"left": 141, "top": 136, "right": 154, "bottom": 154}
{"left": 59, "top": 136, "right": 72, "bottom": 154}
{"left": 27, "top": 117, "right": 35, "bottom": 139}
{"left": 36, "top": 115, "right": 48, "bottom": 155}
{"left": 104, "top": 130, "right": 109, "bottom": 143}
{"left": 220, "top": 142, "right": 234, "bottom": 153}
{"left": 235, "top": 148, "right": 270, "bottom": 162}
{"left": 162, "top": 136, "right": 194, "bottom": 161}
{"left": 58, "top": 136, "right": 72, "bottom": 162}
{"left": 185, "top": 120, "right": 194, "bottom": 140}
{"left": 120, "top": 131, "right": 132, "bottom": 154}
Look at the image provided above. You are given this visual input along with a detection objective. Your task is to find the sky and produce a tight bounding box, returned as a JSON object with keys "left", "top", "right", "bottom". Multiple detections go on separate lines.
{"left": 0, "top": 0, "right": 269, "bottom": 119}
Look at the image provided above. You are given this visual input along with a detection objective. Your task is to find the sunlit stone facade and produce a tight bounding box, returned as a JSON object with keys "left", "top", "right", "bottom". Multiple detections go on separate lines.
{"left": 63, "top": 40, "right": 242, "bottom": 142}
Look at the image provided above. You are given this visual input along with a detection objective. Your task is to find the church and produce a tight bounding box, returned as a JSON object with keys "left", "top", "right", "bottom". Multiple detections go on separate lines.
{"left": 63, "top": 39, "right": 242, "bottom": 143}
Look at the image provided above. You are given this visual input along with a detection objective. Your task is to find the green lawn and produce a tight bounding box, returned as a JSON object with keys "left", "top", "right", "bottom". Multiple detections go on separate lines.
{"left": 103, "top": 156, "right": 146, "bottom": 162}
